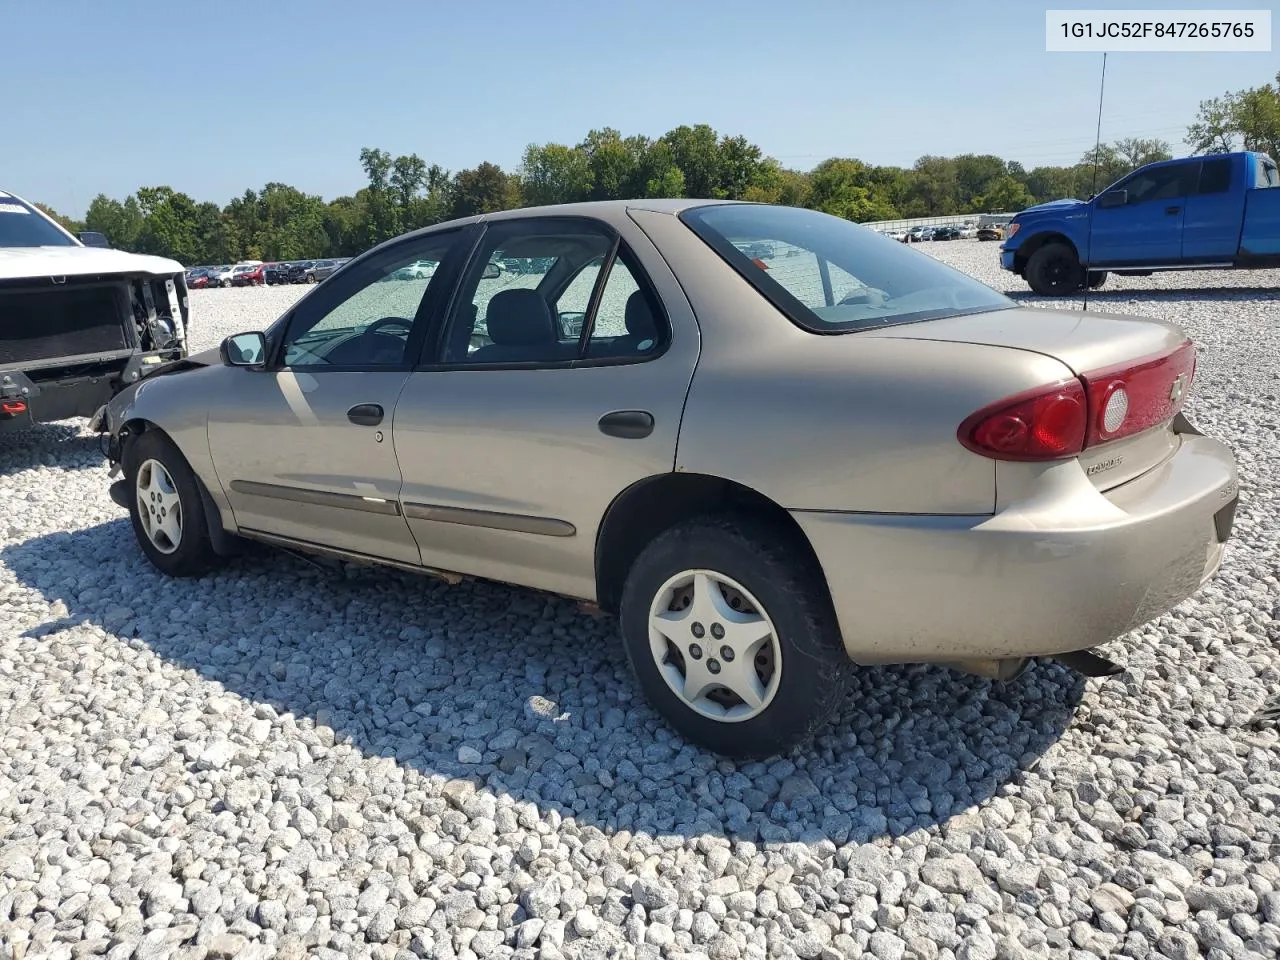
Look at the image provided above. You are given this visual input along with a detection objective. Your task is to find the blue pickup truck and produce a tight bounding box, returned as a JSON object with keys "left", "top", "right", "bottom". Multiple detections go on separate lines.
{"left": 1001, "top": 151, "right": 1280, "bottom": 295}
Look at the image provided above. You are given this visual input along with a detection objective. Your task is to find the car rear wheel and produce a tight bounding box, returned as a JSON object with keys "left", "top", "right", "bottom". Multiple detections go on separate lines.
{"left": 619, "top": 515, "right": 853, "bottom": 758}
{"left": 1025, "top": 243, "right": 1084, "bottom": 296}
{"left": 124, "top": 430, "right": 221, "bottom": 578}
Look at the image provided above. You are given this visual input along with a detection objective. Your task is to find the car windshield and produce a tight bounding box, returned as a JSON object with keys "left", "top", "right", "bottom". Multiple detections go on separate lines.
{"left": 0, "top": 194, "right": 78, "bottom": 248}
{"left": 680, "top": 204, "right": 1013, "bottom": 333}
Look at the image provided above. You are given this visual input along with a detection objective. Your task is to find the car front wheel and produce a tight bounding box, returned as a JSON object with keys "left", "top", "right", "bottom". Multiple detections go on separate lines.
{"left": 1025, "top": 243, "right": 1084, "bottom": 296}
{"left": 619, "top": 516, "right": 853, "bottom": 758}
{"left": 124, "top": 429, "right": 221, "bottom": 577}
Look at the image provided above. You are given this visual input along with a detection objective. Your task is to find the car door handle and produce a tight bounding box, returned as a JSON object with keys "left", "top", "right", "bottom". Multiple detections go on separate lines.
{"left": 1165, "top": 205, "right": 1181, "bottom": 215}
{"left": 598, "top": 410, "right": 654, "bottom": 439}
{"left": 347, "top": 403, "right": 384, "bottom": 426}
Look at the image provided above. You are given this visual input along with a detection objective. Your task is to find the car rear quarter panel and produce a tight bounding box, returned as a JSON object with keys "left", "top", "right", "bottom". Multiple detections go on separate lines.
{"left": 629, "top": 209, "right": 1076, "bottom": 515}
{"left": 1242, "top": 183, "right": 1280, "bottom": 259}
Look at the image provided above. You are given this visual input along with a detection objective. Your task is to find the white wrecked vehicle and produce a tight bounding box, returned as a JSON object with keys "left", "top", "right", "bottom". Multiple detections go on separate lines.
{"left": 0, "top": 190, "right": 190, "bottom": 434}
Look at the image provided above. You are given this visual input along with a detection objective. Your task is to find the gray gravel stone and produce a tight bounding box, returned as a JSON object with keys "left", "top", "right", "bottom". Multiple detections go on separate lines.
{"left": 1185, "top": 883, "right": 1258, "bottom": 916}
{"left": 2, "top": 256, "right": 1278, "bottom": 960}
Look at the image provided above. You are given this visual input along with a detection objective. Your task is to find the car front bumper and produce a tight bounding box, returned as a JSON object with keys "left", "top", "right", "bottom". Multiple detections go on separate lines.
{"left": 793, "top": 430, "right": 1238, "bottom": 665}
{"left": 999, "top": 248, "right": 1017, "bottom": 270}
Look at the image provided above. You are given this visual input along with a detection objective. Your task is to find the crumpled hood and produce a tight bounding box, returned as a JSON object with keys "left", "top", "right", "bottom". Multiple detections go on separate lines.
{"left": 0, "top": 245, "right": 185, "bottom": 281}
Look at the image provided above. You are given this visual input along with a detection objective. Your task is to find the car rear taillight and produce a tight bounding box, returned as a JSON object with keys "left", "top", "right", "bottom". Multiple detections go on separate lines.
{"left": 958, "top": 380, "right": 1087, "bottom": 461}
{"left": 959, "top": 340, "right": 1197, "bottom": 462}
{"left": 1081, "top": 340, "right": 1196, "bottom": 447}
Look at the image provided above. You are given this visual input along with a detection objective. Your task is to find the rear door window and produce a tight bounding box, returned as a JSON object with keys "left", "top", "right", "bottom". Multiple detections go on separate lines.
{"left": 1195, "top": 158, "right": 1232, "bottom": 195}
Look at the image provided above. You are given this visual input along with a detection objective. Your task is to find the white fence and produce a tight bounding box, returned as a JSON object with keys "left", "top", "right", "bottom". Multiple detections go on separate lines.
{"left": 861, "top": 212, "right": 1017, "bottom": 231}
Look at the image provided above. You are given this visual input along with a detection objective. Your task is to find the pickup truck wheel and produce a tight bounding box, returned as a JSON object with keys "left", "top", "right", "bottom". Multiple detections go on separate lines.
{"left": 1087, "top": 271, "right": 1109, "bottom": 289}
{"left": 124, "top": 430, "right": 221, "bottom": 578}
{"left": 618, "top": 515, "right": 853, "bottom": 758}
{"left": 1025, "top": 243, "right": 1084, "bottom": 296}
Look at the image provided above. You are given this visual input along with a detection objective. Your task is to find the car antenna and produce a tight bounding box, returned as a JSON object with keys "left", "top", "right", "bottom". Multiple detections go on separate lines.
{"left": 1084, "top": 51, "right": 1108, "bottom": 314}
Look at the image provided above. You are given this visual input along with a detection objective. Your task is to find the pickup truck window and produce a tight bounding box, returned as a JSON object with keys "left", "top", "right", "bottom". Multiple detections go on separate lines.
{"left": 0, "top": 195, "right": 78, "bottom": 247}
{"left": 1257, "top": 158, "right": 1280, "bottom": 189}
{"left": 1196, "top": 158, "right": 1232, "bottom": 195}
{"left": 1120, "top": 161, "right": 1196, "bottom": 206}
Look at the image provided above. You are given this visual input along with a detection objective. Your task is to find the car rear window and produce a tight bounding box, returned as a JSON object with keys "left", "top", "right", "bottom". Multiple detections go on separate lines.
{"left": 680, "top": 203, "right": 1015, "bottom": 333}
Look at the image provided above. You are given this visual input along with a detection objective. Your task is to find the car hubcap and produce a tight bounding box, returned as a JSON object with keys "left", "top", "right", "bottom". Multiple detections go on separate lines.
{"left": 135, "top": 459, "right": 183, "bottom": 555}
{"left": 648, "top": 570, "right": 782, "bottom": 722}
{"left": 1046, "top": 256, "right": 1073, "bottom": 290}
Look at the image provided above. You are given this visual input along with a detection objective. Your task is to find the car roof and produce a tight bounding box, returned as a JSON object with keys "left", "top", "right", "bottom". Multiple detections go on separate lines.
{"left": 401, "top": 197, "right": 739, "bottom": 241}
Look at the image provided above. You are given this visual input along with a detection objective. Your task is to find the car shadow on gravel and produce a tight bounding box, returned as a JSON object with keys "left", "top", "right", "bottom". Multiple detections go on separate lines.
{"left": 3, "top": 520, "right": 1086, "bottom": 844}
{"left": 0, "top": 422, "right": 105, "bottom": 478}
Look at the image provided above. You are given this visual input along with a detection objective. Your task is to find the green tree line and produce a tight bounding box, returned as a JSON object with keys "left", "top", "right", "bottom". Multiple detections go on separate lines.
{"left": 33, "top": 69, "right": 1279, "bottom": 267}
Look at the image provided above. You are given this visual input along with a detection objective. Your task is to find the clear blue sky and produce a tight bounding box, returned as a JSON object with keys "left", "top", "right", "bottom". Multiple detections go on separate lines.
{"left": 3, "top": 0, "right": 1273, "bottom": 217}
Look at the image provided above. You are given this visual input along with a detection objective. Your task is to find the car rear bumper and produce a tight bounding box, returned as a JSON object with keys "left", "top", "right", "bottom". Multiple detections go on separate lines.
{"left": 793, "top": 432, "right": 1237, "bottom": 665}
{"left": 0, "top": 371, "right": 119, "bottom": 433}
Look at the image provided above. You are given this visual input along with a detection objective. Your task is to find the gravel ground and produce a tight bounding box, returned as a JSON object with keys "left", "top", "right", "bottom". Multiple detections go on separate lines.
{"left": 2, "top": 245, "right": 1279, "bottom": 960}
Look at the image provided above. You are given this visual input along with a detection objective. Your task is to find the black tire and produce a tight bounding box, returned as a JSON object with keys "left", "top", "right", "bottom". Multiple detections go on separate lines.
{"left": 1025, "top": 243, "right": 1084, "bottom": 296}
{"left": 618, "top": 514, "right": 853, "bottom": 758}
{"left": 123, "top": 429, "right": 221, "bottom": 577}
{"left": 1087, "top": 270, "right": 1108, "bottom": 289}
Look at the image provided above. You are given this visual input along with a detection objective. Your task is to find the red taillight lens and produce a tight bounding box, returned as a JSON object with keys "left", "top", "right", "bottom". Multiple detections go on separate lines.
{"left": 960, "top": 341, "right": 1198, "bottom": 462}
{"left": 959, "top": 381, "right": 1087, "bottom": 461}
{"left": 1082, "top": 340, "right": 1196, "bottom": 447}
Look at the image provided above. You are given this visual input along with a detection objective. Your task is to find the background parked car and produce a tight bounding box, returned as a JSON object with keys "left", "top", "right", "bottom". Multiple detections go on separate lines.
{"left": 230, "top": 263, "right": 265, "bottom": 287}
{"left": 977, "top": 224, "right": 1004, "bottom": 241}
{"left": 932, "top": 225, "right": 962, "bottom": 241}
{"left": 285, "top": 260, "right": 315, "bottom": 283}
{"left": 208, "top": 265, "right": 235, "bottom": 287}
{"left": 264, "top": 262, "right": 291, "bottom": 285}
{"left": 311, "top": 259, "right": 342, "bottom": 282}
{"left": 185, "top": 267, "right": 213, "bottom": 289}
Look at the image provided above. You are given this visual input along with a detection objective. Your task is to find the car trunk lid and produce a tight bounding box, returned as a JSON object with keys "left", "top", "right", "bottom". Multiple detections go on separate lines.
{"left": 860, "top": 306, "right": 1196, "bottom": 490}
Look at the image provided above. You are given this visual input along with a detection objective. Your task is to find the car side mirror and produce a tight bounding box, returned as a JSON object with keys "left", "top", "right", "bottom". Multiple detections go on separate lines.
{"left": 78, "top": 231, "right": 110, "bottom": 248}
{"left": 221, "top": 331, "right": 267, "bottom": 367}
{"left": 482, "top": 262, "right": 502, "bottom": 279}
{"left": 1097, "top": 190, "right": 1127, "bottom": 209}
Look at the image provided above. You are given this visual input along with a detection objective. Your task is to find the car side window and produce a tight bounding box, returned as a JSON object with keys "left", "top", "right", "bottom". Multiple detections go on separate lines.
{"left": 1256, "top": 158, "right": 1280, "bottom": 189}
{"left": 1122, "top": 163, "right": 1195, "bottom": 205}
{"left": 280, "top": 234, "right": 457, "bottom": 369}
{"left": 440, "top": 220, "right": 613, "bottom": 364}
{"left": 1195, "top": 158, "right": 1232, "bottom": 195}
{"left": 553, "top": 256, "right": 607, "bottom": 339}
{"left": 582, "top": 253, "right": 666, "bottom": 360}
